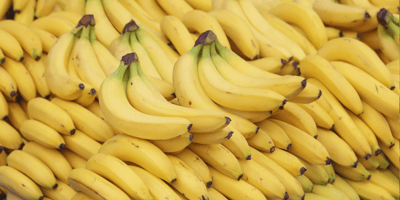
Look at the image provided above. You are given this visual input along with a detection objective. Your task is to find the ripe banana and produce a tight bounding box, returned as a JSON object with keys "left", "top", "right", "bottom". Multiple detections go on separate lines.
{"left": 323, "top": 164, "right": 336, "bottom": 184}
{"left": 20, "top": 119, "right": 66, "bottom": 150}
{"left": 21, "top": 52, "right": 51, "bottom": 98}
{"left": 296, "top": 156, "right": 330, "bottom": 185}
{"left": 222, "top": 125, "right": 253, "bottom": 158}
{"left": 191, "top": 127, "right": 233, "bottom": 144}
{"left": 0, "top": 166, "right": 43, "bottom": 200}
{"left": 98, "top": 134, "right": 177, "bottom": 183}
{"left": 247, "top": 57, "right": 286, "bottom": 73}
{"left": 344, "top": 177, "right": 395, "bottom": 200}
{"left": 246, "top": 128, "right": 275, "bottom": 153}
{"left": 156, "top": 0, "right": 193, "bottom": 20}
{"left": 358, "top": 155, "right": 380, "bottom": 169}
{"left": 61, "top": 149, "right": 87, "bottom": 169}
{"left": 297, "top": 102, "right": 334, "bottom": 129}
{"left": 288, "top": 82, "right": 321, "bottom": 104}
{"left": 135, "top": 0, "right": 167, "bottom": 22}
{"left": 7, "top": 150, "right": 58, "bottom": 189}
{"left": 256, "top": 118, "right": 291, "bottom": 150}
{"left": 331, "top": 175, "right": 360, "bottom": 200}
{"left": 264, "top": 148, "right": 307, "bottom": 176}
{"left": 35, "top": 0, "right": 57, "bottom": 17}
{"left": 219, "top": 106, "right": 272, "bottom": 123}
{"left": 295, "top": 175, "right": 314, "bottom": 193}
{"left": 380, "top": 139, "right": 400, "bottom": 169}
{"left": 30, "top": 16, "right": 75, "bottom": 37}
{"left": 312, "top": 184, "right": 350, "bottom": 200}
{"left": 41, "top": 180, "right": 77, "bottom": 200}
{"left": 0, "top": 28, "right": 23, "bottom": 61}
{"left": 151, "top": 132, "right": 193, "bottom": 153}
{"left": 160, "top": 15, "right": 194, "bottom": 55}
{"left": 333, "top": 161, "right": 371, "bottom": 181}
{"left": 369, "top": 169, "right": 400, "bottom": 198}
{"left": 0, "top": 66, "right": 18, "bottom": 101}
{"left": 378, "top": 23, "right": 399, "bottom": 61}
{"left": 0, "top": 120, "right": 23, "bottom": 150}
{"left": 374, "top": 152, "right": 391, "bottom": 169}
{"left": 63, "top": 130, "right": 101, "bottom": 160}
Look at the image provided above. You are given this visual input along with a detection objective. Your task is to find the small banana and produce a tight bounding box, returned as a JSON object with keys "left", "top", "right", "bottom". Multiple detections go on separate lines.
{"left": 63, "top": 130, "right": 102, "bottom": 160}
{"left": 41, "top": 180, "right": 77, "bottom": 200}
{"left": 256, "top": 118, "right": 292, "bottom": 150}
{"left": 0, "top": 166, "right": 43, "bottom": 200}
{"left": 20, "top": 119, "right": 66, "bottom": 150}
{"left": 263, "top": 148, "right": 307, "bottom": 176}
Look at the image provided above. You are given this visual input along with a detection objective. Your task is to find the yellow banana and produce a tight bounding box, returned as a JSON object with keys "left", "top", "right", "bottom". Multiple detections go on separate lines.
{"left": 0, "top": 120, "right": 23, "bottom": 150}
{"left": 357, "top": 155, "right": 380, "bottom": 169}
{"left": 30, "top": 16, "right": 75, "bottom": 37}
{"left": 333, "top": 161, "right": 371, "bottom": 181}
{"left": 368, "top": 169, "right": 400, "bottom": 198}
{"left": 61, "top": 149, "right": 87, "bottom": 169}
{"left": 344, "top": 177, "right": 396, "bottom": 200}
{"left": 380, "top": 139, "right": 400, "bottom": 169}
{"left": 20, "top": 119, "right": 65, "bottom": 150}
{"left": 247, "top": 57, "right": 286, "bottom": 73}
{"left": 13, "top": 0, "right": 34, "bottom": 24}
{"left": 297, "top": 156, "right": 330, "bottom": 185}
{"left": 151, "top": 132, "right": 193, "bottom": 153}
{"left": 21, "top": 52, "right": 51, "bottom": 98}
{"left": 297, "top": 102, "right": 334, "bottom": 129}
{"left": 0, "top": 93, "right": 7, "bottom": 121}
{"left": 332, "top": 175, "right": 360, "bottom": 200}
{"left": 312, "top": 184, "right": 350, "bottom": 200}
{"left": 296, "top": 175, "right": 314, "bottom": 193}
{"left": 155, "top": 0, "right": 193, "bottom": 19}
{"left": 323, "top": 164, "right": 336, "bottom": 184}
{"left": 46, "top": 11, "right": 82, "bottom": 24}
{"left": 246, "top": 128, "right": 275, "bottom": 153}
{"left": 135, "top": 0, "right": 167, "bottom": 22}
{"left": 360, "top": 29, "right": 380, "bottom": 50}
{"left": 222, "top": 125, "right": 253, "bottom": 158}
{"left": 0, "top": 66, "right": 18, "bottom": 101}
{"left": 263, "top": 148, "right": 307, "bottom": 176}
{"left": 255, "top": 118, "right": 291, "bottom": 150}
{"left": 30, "top": 27, "right": 57, "bottom": 54}
{"left": 388, "top": 164, "right": 399, "bottom": 179}
{"left": 34, "top": 0, "right": 57, "bottom": 17}
{"left": 160, "top": 15, "right": 194, "bottom": 55}
{"left": 41, "top": 180, "right": 77, "bottom": 200}
{"left": 191, "top": 127, "right": 233, "bottom": 144}
{"left": 219, "top": 106, "right": 272, "bottom": 123}
{"left": 0, "top": 0, "right": 11, "bottom": 19}
{"left": 63, "top": 130, "right": 101, "bottom": 160}
{"left": 207, "top": 187, "right": 227, "bottom": 200}
{"left": 288, "top": 82, "right": 321, "bottom": 104}
{"left": 0, "top": 166, "right": 43, "bottom": 200}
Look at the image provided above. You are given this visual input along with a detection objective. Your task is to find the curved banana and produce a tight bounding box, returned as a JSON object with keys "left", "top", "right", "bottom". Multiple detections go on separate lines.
{"left": 369, "top": 169, "right": 400, "bottom": 198}
{"left": 2, "top": 57, "right": 36, "bottom": 101}
{"left": 378, "top": 24, "right": 399, "bottom": 61}
{"left": 108, "top": 22, "right": 134, "bottom": 61}
{"left": 22, "top": 141, "right": 72, "bottom": 184}
{"left": 20, "top": 119, "right": 65, "bottom": 149}
{"left": 85, "top": 0, "right": 120, "bottom": 48}
{"left": 34, "top": 0, "right": 57, "bottom": 17}
{"left": 30, "top": 27, "right": 57, "bottom": 54}
{"left": 30, "top": 16, "right": 75, "bottom": 37}
{"left": 386, "top": 59, "right": 400, "bottom": 74}
{"left": 219, "top": 106, "right": 272, "bottom": 123}
{"left": 98, "top": 134, "right": 177, "bottom": 183}
{"left": 279, "top": 60, "right": 298, "bottom": 75}
{"left": 63, "top": 130, "right": 102, "bottom": 160}
{"left": 68, "top": 168, "right": 130, "bottom": 200}
{"left": 344, "top": 177, "right": 396, "bottom": 200}
{"left": 46, "top": 11, "right": 81, "bottom": 25}
{"left": 373, "top": 152, "right": 391, "bottom": 169}
{"left": 207, "top": 187, "right": 227, "bottom": 200}
{"left": 246, "top": 128, "right": 275, "bottom": 153}
{"left": 264, "top": 148, "right": 307, "bottom": 176}
{"left": 191, "top": 127, "right": 233, "bottom": 144}
{"left": 61, "top": 149, "right": 87, "bottom": 169}
{"left": 297, "top": 156, "right": 330, "bottom": 185}
{"left": 151, "top": 132, "right": 193, "bottom": 153}
{"left": 208, "top": 9, "right": 259, "bottom": 60}
{"left": 357, "top": 155, "right": 380, "bottom": 169}
{"left": 0, "top": 0, "right": 11, "bottom": 19}
{"left": 135, "top": 0, "right": 167, "bottom": 22}
{"left": 182, "top": 9, "right": 230, "bottom": 50}
{"left": 386, "top": 114, "right": 399, "bottom": 140}
{"left": 271, "top": 119, "right": 331, "bottom": 165}
{"left": 297, "top": 102, "right": 334, "bottom": 129}
{"left": 51, "top": 98, "right": 114, "bottom": 142}
{"left": 7, "top": 150, "right": 58, "bottom": 189}
{"left": 0, "top": 66, "right": 18, "bottom": 101}
{"left": 309, "top": 78, "right": 372, "bottom": 160}
{"left": 21, "top": 52, "right": 51, "bottom": 98}
{"left": 188, "top": 143, "right": 243, "bottom": 180}
{"left": 331, "top": 61, "right": 398, "bottom": 119}
{"left": 13, "top": 0, "right": 29, "bottom": 13}
{"left": 41, "top": 180, "right": 77, "bottom": 200}
{"left": 155, "top": 0, "right": 193, "bottom": 19}
{"left": 295, "top": 176, "right": 313, "bottom": 193}
{"left": 174, "top": 148, "right": 213, "bottom": 188}
{"left": 0, "top": 166, "right": 43, "bottom": 200}
{"left": 221, "top": 125, "right": 253, "bottom": 158}
{"left": 0, "top": 29, "right": 23, "bottom": 62}
{"left": 380, "top": 139, "right": 400, "bottom": 169}
{"left": 323, "top": 164, "right": 336, "bottom": 184}
{"left": 73, "top": 85, "right": 97, "bottom": 107}
{"left": 99, "top": 53, "right": 191, "bottom": 140}
{"left": 0, "top": 120, "right": 23, "bottom": 150}
{"left": 332, "top": 175, "right": 361, "bottom": 200}
{"left": 247, "top": 56, "right": 286, "bottom": 73}
{"left": 85, "top": 153, "right": 152, "bottom": 200}
{"left": 288, "top": 82, "right": 321, "bottom": 104}
{"left": 299, "top": 55, "right": 363, "bottom": 114}
{"left": 256, "top": 118, "right": 291, "bottom": 150}
{"left": 333, "top": 161, "right": 371, "bottom": 181}
{"left": 160, "top": 15, "right": 195, "bottom": 55}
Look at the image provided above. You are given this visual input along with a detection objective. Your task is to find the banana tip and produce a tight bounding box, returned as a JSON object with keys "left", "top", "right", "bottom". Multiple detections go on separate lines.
{"left": 339, "top": 31, "right": 344, "bottom": 37}
{"left": 52, "top": 183, "right": 58, "bottom": 189}
{"left": 19, "top": 56, "right": 24, "bottom": 62}
{"left": 252, "top": 55, "right": 259, "bottom": 60}
{"left": 246, "top": 155, "right": 252, "bottom": 160}
{"left": 35, "top": 55, "right": 41, "bottom": 61}
{"left": 352, "top": 160, "right": 358, "bottom": 168}
{"left": 325, "top": 157, "right": 331, "bottom": 165}
{"left": 90, "top": 88, "right": 97, "bottom": 96}
{"left": 270, "top": 146, "right": 275, "bottom": 153}
{"left": 2, "top": 115, "right": 8, "bottom": 121}
{"left": 365, "top": 12, "right": 371, "bottom": 20}
{"left": 44, "top": 94, "right": 51, "bottom": 100}
{"left": 331, "top": 178, "right": 335, "bottom": 184}
{"left": 301, "top": 79, "right": 307, "bottom": 88}
{"left": 300, "top": 194, "right": 305, "bottom": 200}
{"left": 206, "top": 181, "right": 212, "bottom": 188}
{"left": 390, "top": 86, "right": 395, "bottom": 90}
{"left": 170, "top": 178, "right": 177, "bottom": 184}
{"left": 226, "top": 131, "right": 234, "bottom": 139}
{"left": 317, "top": 90, "right": 322, "bottom": 98}
{"left": 10, "top": 91, "right": 17, "bottom": 98}
{"left": 364, "top": 154, "right": 372, "bottom": 160}
{"left": 284, "top": 192, "right": 289, "bottom": 200}
{"left": 256, "top": 126, "right": 261, "bottom": 134}
{"left": 225, "top": 116, "right": 231, "bottom": 125}
{"left": 300, "top": 167, "right": 307, "bottom": 175}
{"left": 0, "top": 57, "right": 4, "bottom": 64}
{"left": 292, "top": 61, "right": 298, "bottom": 68}
{"left": 121, "top": 53, "right": 138, "bottom": 65}
{"left": 187, "top": 124, "right": 193, "bottom": 131}
{"left": 171, "top": 92, "right": 176, "bottom": 98}
{"left": 38, "top": 196, "right": 44, "bottom": 200}
{"left": 59, "top": 143, "right": 66, "bottom": 150}
{"left": 288, "top": 56, "right": 293, "bottom": 62}
{"left": 375, "top": 149, "right": 382, "bottom": 156}
{"left": 237, "top": 173, "right": 243, "bottom": 181}
{"left": 18, "top": 143, "right": 25, "bottom": 150}
{"left": 389, "top": 142, "right": 395, "bottom": 148}
{"left": 189, "top": 134, "right": 193, "bottom": 142}
{"left": 287, "top": 143, "right": 292, "bottom": 150}
{"left": 70, "top": 129, "right": 76, "bottom": 135}
{"left": 281, "top": 59, "right": 287, "bottom": 67}
{"left": 314, "top": 135, "right": 318, "bottom": 139}
{"left": 78, "top": 83, "right": 85, "bottom": 90}
{"left": 367, "top": 174, "right": 371, "bottom": 180}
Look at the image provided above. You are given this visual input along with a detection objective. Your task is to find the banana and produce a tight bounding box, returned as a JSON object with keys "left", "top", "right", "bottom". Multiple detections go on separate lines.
{"left": 61, "top": 149, "right": 87, "bottom": 169}
{"left": 377, "top": 49, "right": 391, "bottom": 64}
{"left": 208, "top": 165, "right": 267, "bottom": 200}
{"left": 288, "top": 82, "right": 322, "bottom": 104}
{"left": 51, "top": 98, "right": 114, "bottom": 142}
{"left": 70, "top": 192, "right": 94, "bottom": 200}
{"left": 344, "top": 178, "right": 396, "bottom": 200}
{"left": 156, "top": 0, "right": 193, "bottom": 20}
{"left": 380, "top": 139, "right": 400, "bottom": 169}
{"left": 331, "top": 61, "right": 398, "bottom": 119}
{"left": 309, "top": 78, "right": 372, "bottom": 160}
{"left": 7, "top": 150, "right": 58, "bottom": 189}
{"left": 19, "top": 119, "right": 65, "bottom": 150}
{"left": 85, "top": 0, "right": 120, "bottom": 48}
{"left": 222, "top": 125, "right": 253, "bottom": 158}
{"left": 0, "top": 121, "right": 23, "bottom": 150}
{"left": 388, "top": 164, "right": 399, "bottom": 179}
{"left": 35, "top": 0, "right": 57, "bottom": 17}
{"left": 174, "top": 148, "right": 213, "bottom": 188}
{"left": 246, "top": 127, "right": 276, "bottom": 153}
{"left": 108, "top": 21, "right": 134, "bottom": 61}
{"left": 296, "top": 156, "right": 330, "bottom": 185}
{"left": 0, "top": 0, "right": 11, "bottom": 19}
{"left": 303, "top": 193, "right": 331, "bottom": 200}
{"left": 360, "top": 29, "right": 380, "bottom": 50}
{"left": 271, "top": 102, "right": 318, "bottom": 137}
{"left": 250, "top": 147, "right": 305, "bottom": 199}
{"left": 346, "top": 108, "right": 382, "bottom": 156}
{"left": 73, "top": 85, "right": 97, "bottom": 107}
{"left": 0, "top": 67, "right": 18, "bottom": 101}
{"left": 332, "top": 175, "right": 360, "bottom": 200}
{"left": 0, "top": 166, "right": 43, "bottom": 200}
{"left": 210, "top": 42, "right": 306, "bottom": 99}
{"left": 255, "top": 118, "right": 291, "bottom": 150}
{"left": 247, "top": 57, "right": 286, "bottom": 73}
{"left": 85, "top": 153, "right": 152, "bottom": 200}
{"left": 386, "top": 59, "right": 400, "bottom": 74}
{"left": 271, "top": 119, "right": 331, "bottom": 165}
{"left": 172, "top": 37, "right": 259, "bottom": 139}
{"left": 296, "top": 175, "right": 314, "bottom": 193}
{"left": 135, "top": 0, "right": 167, "bottom": 22}
{"left": 126, "top": 60, "right": 230, "bottom": 133}
{"left": 359, "top": 155, "right": 380, "bottom": 169}
{"left": 118, "top": 0, "right": 162, "bottom": 33}
{"left": 62, "top": 0, "right": 84, "bottom": 15}
{"left": 316, "top": 127, "right": 358, "bottom": 167}
{"left": 386, "top": 114, "right": 399, "bottom": 140}
{"left": 22, "top": 141, "right": 72, "bottom": 184}
{"left": 378, "top": 24, "right": 399, "bottom": 61}
{"left": 318, "top": 38, "right": 395, "bottom": 89}
{"left": 219, "top": 106, "right": 272, "bottom": 123}
{"left": 374, "top": 152, "right": 391, "bottom": 169}
{"left": 151, "top": 132, "right": 193, "bottom": 153}
{"left": 160, "top": 15, "right": 194, "bottom": 55}
{"left": 27, "top": 97, "right": 76, "bottom": 135}
{"left": 63, "top": 130, "right": 101, "bottom": 160}
{"left": 12, "top": 0, "right": 29, "bottom": 13}
{"left": 41, "top": 179, "right": 77, "bottom": 200}
{"left": 207, "top": 187, "right": 227, "bottom": 200}
{"left": 99, "top": 53, "right": 191, "bottom": 140}
{"left": 29, "top": 16, "right": 74, "bottom": 38}
{"left": 325, "top": 26, "right": 342, "bottom": 40}
{"left": 299, "top": 55, "right": 364, "bottom": 115}
{"left": 182, "top": 10, "right": 230, "bottom": 50}
{"left": 30, "top": 27, "right": 57, "bottom": 54}
{"left": 188, "top": 143, "right": 243, "bottom": 180}
{"left": 2, "top": 57, "right": 36, "bottom": 101}
{"left": 146, "top": 76, "right": 176, "bottom": 101}
{"left": 264, "top": 148, "right": 307, "bottom": 176}
{"left": 312, "top": 184, "right": 350, "bottom": 200}
{"left": 98, "top": 134, "right": 177, "bottom": 183}
{"left": 0, "top": 93, "right": 7, "bottom": 120}
{"left": 68, "top": 168, "right": 130, "bottom": 200}
{"left": 369, "top": 0, "right": 398, "bottom": 6}
{"left": 297, "top": 102, "right": 334, "bottom": 129}
{"left": 208, "top": 9, "right": 259, "bottom": 60}
{"left": 368, "top": 169, "right": 400, "bottom": 198}
{"left": 323, "top": 164, "right": 336, "bottom": 184}
{"left": 333, "top": 161, "right": 371, "bottom": 181}
{"left": 191, "top": 127, "right": 233, "bottom": 144}
{"left": 13, "top": 0, "right": 34, "bottom": 25}
{"left": 21, "top": 52, "right": 51, "bottom": 98}
{"left": 279, "top": 60, "right": 298, "bottom": 76}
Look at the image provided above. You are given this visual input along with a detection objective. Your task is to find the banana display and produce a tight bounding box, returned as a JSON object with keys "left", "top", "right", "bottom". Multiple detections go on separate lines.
{"left": 0, "top": 0, "right": 399, "bottom": 199}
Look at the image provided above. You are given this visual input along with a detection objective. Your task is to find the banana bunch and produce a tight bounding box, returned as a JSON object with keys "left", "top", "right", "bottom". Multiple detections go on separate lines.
{"left": 376, "top": 8, "right": 400, "bottom": 61}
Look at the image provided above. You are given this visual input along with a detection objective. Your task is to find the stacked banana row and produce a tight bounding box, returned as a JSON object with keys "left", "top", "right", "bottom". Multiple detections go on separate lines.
{"left": 0, "top": 0, "right": 399, "bottom": 199}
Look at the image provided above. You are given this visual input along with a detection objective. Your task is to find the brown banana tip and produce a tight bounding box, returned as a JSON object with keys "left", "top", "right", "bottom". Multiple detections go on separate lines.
{"left": 44, "top": 94, "right": 51, "bottom": 100}
{"left": 339, "top": 31, "right": 344, "bottom": 37}
{"left": 35, "top": 55, "right": 41, "bottom": 61}
{"left": 171, "top": 92, "right": 176, "bottom": 98}
{"left": 246, "top": 155, "right": 252, "bottom": 160}
{"left": 0, "top": 146, "right": 4, "bottom": 153}
{"left": 90, "top": 88, "right": 97, "bottom": 96}
{"left": 281, "top": 59, "right": 287, "bottom": 67}
{"left": 226, "top": 131, "right": 234, "bottom": 139}
{"left": 300, "top": 194, "right": 305, "bottom": 200}
{"left": 10, "top": 91, "right": 17, "bottom": 97}
{"left": 59, "top": 143, "right": 66, "bottom": 150}
{"left": 256, "top": 126, "right": 261, "bottom": 134}
{"left": 352, "top": 160, "right": 358, "bottom": 168}
{"left": 331, "top": 178, "right": 335, "bottom": 184}
{"left": 237, "top": 174, "right": 243, "bottom": 181}
{"left": 300, "top": 167, "right": 307, "bottom": 175}
{"left": 279, "top": 105, "right": 285, "bottom": 110}
{"left": 270, "top": 146, "right": 275, "bottom": 153}
{"left": 314, "top": 135, "right": 318, "bottom": 139}
{"left": 189, "top": 134, "right": 194, "bottom": 142}
{"left": 39, "top": 196, "right": 44, "bottom": 200}
{"left": 330, "top": 124, "right": 335, "bottom": 130}
{"left": 389, "top": 142, "right": 395, "bottom": 148}
{"left": 297, "top": 68, "right": 301, "bottom": 76}
{"left": 14, "top": 10, "right": 21, "bottom": 13}
{"left": 122, "top": 20, "right": 139, "bottom": 34}
{"left": 78, "top": 83, "right": 85, "bottom": 90}
{"left": 70, "top": 129, "right": 76, "bottom": 135}
{"left": 252, "top": 55, "right": 259, "bottom": 60}
{"left": 0, "top": 57, "right": 4, "bottom": 64}
{"left": 377, "top": 8, "right": 389, "bottom": 25}
{"left": 1, "top": 115, "right": 8, "bottom": 121}
{"left": 317, "top": 90, "right": 322, "bottom": 98}
{"left": 18, "top": 143, "right": 25, "bottom": 150}
{"left": 194, "top": 30, "right": 217, "bottom": 46}
{"left": 52, "top": 183, "right": 58, "bottom": 189}
{"left": 292, "top": 61, "right": 298, "bottom": 68}
{"left": 287, "top": 143, "right": 292, "bottom": 150}
{"left": 284, "top": 192, "right": 289, "bottom": 200}
{"left": 364, "top": 154, "right": 372, "bottom": 160}
{"left": 170, "top": 178, "right": 177, "bottom": 184}
{"left": 225, "top": 116, "right": 232, "bottom": 125}
{"left": 327, "top": 179, "right": 330, "bottom": 184}
{"left": 365, "top": 12, "right": 371, "bottom": 20}
{"left": 390, "top": 86, "right": 395, "bottom": 90}
{"left": 310, "top": 186, "right": 314, "bottom": 192}
{"left": 19, "top": 56, "right": 24, "bottom": 62}
{"left": 325, "top": 157, "right": 331, "bottom": 165}
{"left": 202, "top": 196, "right": 208, "bottom": 200}
{"left": 357, "top": 33, "right": 361, "bottom": 39}
{"left": 121, "top": 53, "right": 138, "bottom": 65}
{"left": 375, "top": 149, "right": 382, "bottom": 156}
{"left": 288, "top": 56, "right": 293, "bottom": 62}
{"left": 77, "top": 15, "right": 95, "bottom": 28}
{"left": 187, "top": 124, "right": 193, "bottom": 131}
{"left": 269, "top": 110, "right": 273, "bottom": 115}
{"left": 206, "top": 181, "right": 212, "bottom": 188}
{"left": 282, "top": 99, "right": 288, "bottom": 106}
{"left": 301, "top": 79, "right": 307, "bottom": 88}
{"left": 367, "top": 174, "right": 371, "bottom": 180}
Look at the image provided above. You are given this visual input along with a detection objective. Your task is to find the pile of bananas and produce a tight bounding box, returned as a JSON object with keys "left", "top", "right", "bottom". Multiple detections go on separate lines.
{"left": 0, "top": 0, "right": 399, "bottom": 199}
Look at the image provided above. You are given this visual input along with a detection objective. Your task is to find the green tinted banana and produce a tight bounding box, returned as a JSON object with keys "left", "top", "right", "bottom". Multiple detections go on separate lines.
{"left": 295, "top": 175, "right": 314, "bottom": 193}
{"left": 332, "top": 161, "right": 371, "bottom": 181}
